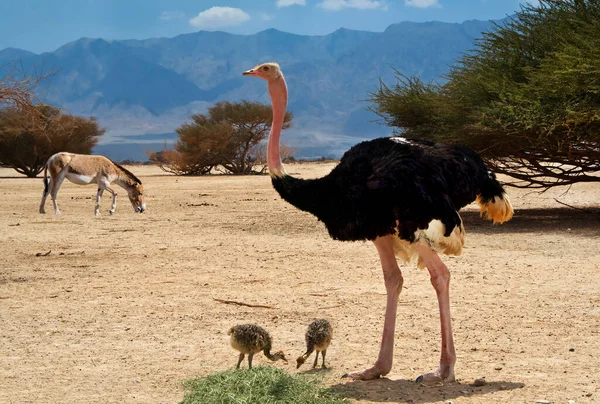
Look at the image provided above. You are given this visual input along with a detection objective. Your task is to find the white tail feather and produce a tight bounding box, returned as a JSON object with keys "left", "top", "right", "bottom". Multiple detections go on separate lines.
{"left": 393, "top": 219, "right": 466, "bottom": 269}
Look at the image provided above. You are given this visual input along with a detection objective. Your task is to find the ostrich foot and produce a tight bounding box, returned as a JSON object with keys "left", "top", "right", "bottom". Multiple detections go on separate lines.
{"left": 341, "top": 363, "right": 389, "bottom": 380}
{"left": 415, "top": 365, "right": 455, "bottom": 384}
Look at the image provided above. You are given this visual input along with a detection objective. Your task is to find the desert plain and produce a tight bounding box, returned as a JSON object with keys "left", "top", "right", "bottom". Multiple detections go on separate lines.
{"left": 1, "top": 162, "right": 599, "bottom": 404}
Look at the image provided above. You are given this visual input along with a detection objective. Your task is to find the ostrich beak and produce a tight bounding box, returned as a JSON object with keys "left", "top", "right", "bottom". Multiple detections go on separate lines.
{"left": 242, "top": 68, "right": 256, "bottom": 76}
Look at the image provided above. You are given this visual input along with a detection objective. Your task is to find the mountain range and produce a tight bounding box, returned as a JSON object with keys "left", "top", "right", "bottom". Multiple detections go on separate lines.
{"left": 0, "top": 19, "right": 497, "bottom": 161}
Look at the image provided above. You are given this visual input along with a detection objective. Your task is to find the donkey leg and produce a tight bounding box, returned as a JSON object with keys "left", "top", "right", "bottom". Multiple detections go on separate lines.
{"left": 95, "top": 188, "right": 104, "bottom": 216}
{"left": 105, "top": 186, "right": 117, "bottom": 215}
{"left": 51, "top": 175, "right": 65, "bottom": 215}
{"left": 39, "top": 178, "right": 52, "bottom": 214}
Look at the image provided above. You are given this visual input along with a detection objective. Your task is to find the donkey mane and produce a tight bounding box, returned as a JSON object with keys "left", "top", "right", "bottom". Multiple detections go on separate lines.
{"left": 111, "top": 160, "right": 142, "bottom": 185}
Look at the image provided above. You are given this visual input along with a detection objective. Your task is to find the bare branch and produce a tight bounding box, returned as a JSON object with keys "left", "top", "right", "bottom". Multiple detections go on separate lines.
{"left": 212, "top": 298, "right": 278, "bottom": 309}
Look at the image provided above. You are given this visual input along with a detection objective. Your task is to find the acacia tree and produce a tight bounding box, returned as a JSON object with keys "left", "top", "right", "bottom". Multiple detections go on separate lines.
{"left": 150, "top": 101, "right": 293, "bottom": 175}
{"left": 150, "top": 120, "right": 230, "bottom": 175}
{"left": 370, "top": 0, "right": 600, "bottom": 189}
{"left": 251, "top": 142, "right": 296, "bottom": 174}
{"left": 0, "top": 63, "right": 46, "bottom": 111}
{"left": 0, "top": 105, "right": 105, "bottom": 177}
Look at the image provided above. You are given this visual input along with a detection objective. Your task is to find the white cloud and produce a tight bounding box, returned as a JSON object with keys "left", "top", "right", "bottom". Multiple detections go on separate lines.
{"left": 189, "top": 7, "right": 250, "bottom": 29}
{"left": 317, "top": 0, "right": 385, "bottom": 10}
{"left": 260, "top": 12, "right": 275, "bottom": 21}
{"left": 404, "top": 0, "right": 441, "bottom": 8}
{"left": 160, "top": 11, "right": 185, "bottom": 20}
{"left": 277, "top": 0, "right": 306, "bottom": 7}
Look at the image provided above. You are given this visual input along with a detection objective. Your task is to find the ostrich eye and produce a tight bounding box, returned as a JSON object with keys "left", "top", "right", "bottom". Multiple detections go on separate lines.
{"left": 262, "top": 66, "right": 270, "bottom": 71}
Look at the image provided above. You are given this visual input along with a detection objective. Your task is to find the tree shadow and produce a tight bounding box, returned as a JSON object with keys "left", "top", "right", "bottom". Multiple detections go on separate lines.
{"left": 462, "top": 207, "right": 600, "bottom": 237}
{"left": 329, "top": 377, "right": 525, "bottom": 403}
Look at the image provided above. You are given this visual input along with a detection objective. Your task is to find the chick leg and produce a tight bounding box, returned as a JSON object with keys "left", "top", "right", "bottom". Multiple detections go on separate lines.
{"left": 236, "top": 353, "right": 244, "bottom": 369}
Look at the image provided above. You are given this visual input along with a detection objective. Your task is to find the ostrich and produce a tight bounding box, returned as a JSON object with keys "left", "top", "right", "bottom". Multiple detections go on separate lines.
{"left": 296, "top": 319, "right": 333, "bottom": 369}
{"left": 242, "top": 62, "right": 513, "bottom": 382}
{"left": 228, "top": 324, "right": 288, "bottom": 369}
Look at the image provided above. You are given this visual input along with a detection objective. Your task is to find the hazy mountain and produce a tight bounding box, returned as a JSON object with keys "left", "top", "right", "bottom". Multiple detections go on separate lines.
{"left": 0, "top": 19, "right": 498, "bottom": 161}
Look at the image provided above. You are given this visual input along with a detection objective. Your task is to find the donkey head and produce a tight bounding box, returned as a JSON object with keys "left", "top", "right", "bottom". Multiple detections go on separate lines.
{"left": 128, "top": 183, "right": 146, "bottom": 213}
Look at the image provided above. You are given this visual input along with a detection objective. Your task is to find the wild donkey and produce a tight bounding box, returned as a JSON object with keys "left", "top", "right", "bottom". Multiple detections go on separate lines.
{"left": 39, "top": 152, "right": 146, "bottom": 216}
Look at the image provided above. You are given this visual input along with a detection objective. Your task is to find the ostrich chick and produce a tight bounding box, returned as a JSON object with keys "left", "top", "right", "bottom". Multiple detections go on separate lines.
{"left": 228, "top": 324, "right": 288, "bottom": 369}
{"left": 297, "top": 319, "right": 333, "bottom": 369}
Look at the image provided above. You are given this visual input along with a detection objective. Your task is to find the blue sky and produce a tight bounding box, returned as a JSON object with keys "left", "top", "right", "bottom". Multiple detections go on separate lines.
{"left": 0, "top": 0, "right": 534, "bottom": 54}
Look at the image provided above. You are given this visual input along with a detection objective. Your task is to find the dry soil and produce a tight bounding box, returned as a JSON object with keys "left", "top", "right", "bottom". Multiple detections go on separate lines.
{"left": 1, "top": 163, "right": 599, "bottom": 404}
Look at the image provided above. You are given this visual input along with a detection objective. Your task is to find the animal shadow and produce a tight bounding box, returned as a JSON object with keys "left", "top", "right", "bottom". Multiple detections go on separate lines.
{"left": 329, "top": 378, "right": 525, "bottom": 403}
{"left": 297, "top": 367, "right": 333, "bottom": 375}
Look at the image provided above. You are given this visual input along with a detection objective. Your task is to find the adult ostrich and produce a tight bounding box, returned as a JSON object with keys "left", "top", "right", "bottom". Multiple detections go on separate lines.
{"left": 242, "top": 62, "right": 513, "bottom": 382}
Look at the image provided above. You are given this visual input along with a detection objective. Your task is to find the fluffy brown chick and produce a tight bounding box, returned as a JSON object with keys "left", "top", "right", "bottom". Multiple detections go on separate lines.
{"left": 228, "top": 324, "right": 288, "bottom": 369}
{"left": 296, "top": 319, "right": 333, "bottom": 369}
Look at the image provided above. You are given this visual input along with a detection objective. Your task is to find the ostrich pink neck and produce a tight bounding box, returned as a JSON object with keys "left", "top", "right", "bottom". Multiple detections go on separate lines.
{"left": 267, "top": 76, "right": 288, "bottom": 177}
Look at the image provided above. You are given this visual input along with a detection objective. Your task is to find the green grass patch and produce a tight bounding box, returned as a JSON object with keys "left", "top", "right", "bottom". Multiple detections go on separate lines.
{"left": 181, "top": 367, "right": 349, "bottom": 404}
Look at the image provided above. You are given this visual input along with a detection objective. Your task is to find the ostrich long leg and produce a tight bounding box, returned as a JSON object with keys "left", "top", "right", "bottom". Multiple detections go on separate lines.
{"left": 313, "top": 351, "right": 319, "bottom": 368}
{"left": 413, "top": 244, "right": 456, "bottom": 382}
{"left": 343, "top": 235, "right": 403, "bottom": 380}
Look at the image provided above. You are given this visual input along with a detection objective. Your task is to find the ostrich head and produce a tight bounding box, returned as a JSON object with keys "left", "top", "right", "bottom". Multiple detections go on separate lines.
{"left": 242, "top": 62, "right": 283, "bottom": 81}
{"left": 272, "top": 350, "right": 288, "bottom": 363}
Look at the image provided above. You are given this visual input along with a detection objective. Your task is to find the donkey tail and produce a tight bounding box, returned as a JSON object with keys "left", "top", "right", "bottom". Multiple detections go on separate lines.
{"left": 43, "top": 163, "right": 49, "bottom": 194}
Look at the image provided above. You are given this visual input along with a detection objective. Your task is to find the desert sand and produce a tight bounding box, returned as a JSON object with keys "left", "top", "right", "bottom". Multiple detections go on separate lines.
{"left": 1, "top": 163, "right": 599, "bottom": 404}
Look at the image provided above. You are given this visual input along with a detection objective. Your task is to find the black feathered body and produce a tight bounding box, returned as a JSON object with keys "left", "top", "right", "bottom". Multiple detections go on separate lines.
{"left": 272, "top": 138, "right": 509, "bottom": 265}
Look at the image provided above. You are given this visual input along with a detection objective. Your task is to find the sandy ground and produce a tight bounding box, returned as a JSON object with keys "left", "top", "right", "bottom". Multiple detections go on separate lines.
{"left": 0, "top": 163, "right": 599, "bottom": 404}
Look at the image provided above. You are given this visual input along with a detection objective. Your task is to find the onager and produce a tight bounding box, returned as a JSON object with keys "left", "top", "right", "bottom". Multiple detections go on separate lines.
{"left": 39, "top": 152, "right": 146, "bottom": 216}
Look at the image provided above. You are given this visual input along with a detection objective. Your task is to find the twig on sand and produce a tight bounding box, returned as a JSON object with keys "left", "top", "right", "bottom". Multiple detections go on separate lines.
{"left": 35, "top": 250, "right": 51, "bottom": 257}
{"left": 554, "top": 198, "right": 600, "bottom": 214}
{"left": 212, "top": 298, "right": 278, "bottom": 309}
{"left": 320, "top": 304, "right": 343, "bottom": 309}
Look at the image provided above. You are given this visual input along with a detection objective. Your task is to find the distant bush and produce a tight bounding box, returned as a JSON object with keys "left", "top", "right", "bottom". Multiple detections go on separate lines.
{"left": 0, "top": 105, "right": 104, "bottom": 177}
{"left": 286, "top": 156, "right": 339, "bottom": 164}
{"left": 252, "top": 142, "right": 296, "bottom": 174}
{"left": 148, "top": 101, "right": 295, "bottom": 175}
{"left": 0, "top": 62, "right": 49, "bottom": 112}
